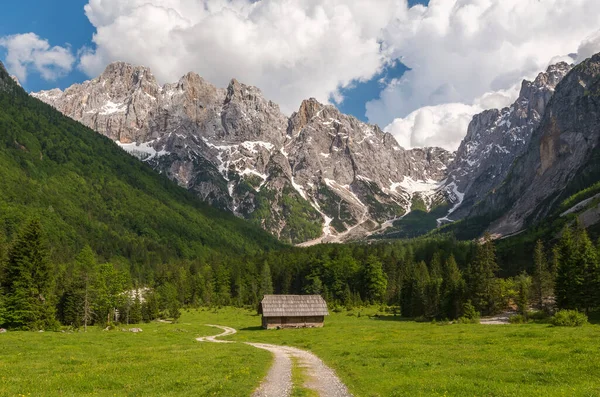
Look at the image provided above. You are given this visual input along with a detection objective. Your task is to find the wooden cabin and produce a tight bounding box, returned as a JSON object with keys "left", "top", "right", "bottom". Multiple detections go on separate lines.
{"left": 259, "top": 295, "right": 329, "bottom": 329}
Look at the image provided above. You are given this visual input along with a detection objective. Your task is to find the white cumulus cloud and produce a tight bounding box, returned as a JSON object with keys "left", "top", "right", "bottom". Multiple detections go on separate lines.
{"left": 5, "top": 1, "right": 600, "bottom": 151}
{"left": 79, "top": 0, "right": 406, "bottom": 114}
{"left": 0, "top": 33, "right": 76, "bottom": 83}
{"left": 370, "top": 0, "right": 600, "bottom": 150}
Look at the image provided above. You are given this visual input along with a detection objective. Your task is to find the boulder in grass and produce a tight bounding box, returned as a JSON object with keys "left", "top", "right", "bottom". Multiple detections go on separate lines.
{"left": 129, "top": 328, "right": 143, "bottom": 333}
{"left": 0, "top": 328, "right": 6, "bottom": 334}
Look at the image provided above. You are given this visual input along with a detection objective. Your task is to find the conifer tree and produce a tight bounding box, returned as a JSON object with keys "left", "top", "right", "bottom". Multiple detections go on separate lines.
{"left": 142, "top": 290, "right": 159, "bottom": 322}
{"left": 130, "top": 293, "right": 143, "bottom": 324}
{"left": 3, "top": 219, "right": 56, "bottom": 330}
{"left": 515, "top": 272, "right": 532, "bottom": 315}
{"left": 555, "top": 225, "right": 583, "bottom": 310}
{"left": 363, "top": 255, "right": 388, "bottom": 304}
{"left": 532, "top": 240, "right": 553, "bottom": 310}
{"left": 411, "top": 261, "right": 430, "bottom": 317}
{"left": 465, "top": 233, "right": 500, "bottom": 315}
{"left": 259, "top": 261, "right": 274, "bottom": 297}
{"left": 441, "top": 254, "right": 464, "bottom": 319}
{"left": 577, "top": 228, "right": 598, "bottom": 313}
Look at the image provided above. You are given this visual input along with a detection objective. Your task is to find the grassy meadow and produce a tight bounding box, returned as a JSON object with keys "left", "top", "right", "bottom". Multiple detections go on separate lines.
{"left": 2, "top": 308, "right": 600, "bottom": 396}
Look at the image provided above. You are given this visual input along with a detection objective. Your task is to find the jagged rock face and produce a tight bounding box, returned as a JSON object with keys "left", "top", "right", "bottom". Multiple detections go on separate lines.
{"left": 32, "top": 62, "right": 453, "bottom": 244}
{"left": 470, "top": 54, "right": 600, "bottom": 235}
{"left": 437, "top": 62, "right": 572, "bottom": 222}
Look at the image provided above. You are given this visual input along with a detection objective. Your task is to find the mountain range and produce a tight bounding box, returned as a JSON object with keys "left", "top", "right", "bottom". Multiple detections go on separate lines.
{"left": 30, "top": 54, "right": 600, "bottom": 243}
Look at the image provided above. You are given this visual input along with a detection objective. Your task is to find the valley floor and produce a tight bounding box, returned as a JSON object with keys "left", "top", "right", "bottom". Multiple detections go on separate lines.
{"left": 2, "top": 308, "right": 600, "bottom": 396}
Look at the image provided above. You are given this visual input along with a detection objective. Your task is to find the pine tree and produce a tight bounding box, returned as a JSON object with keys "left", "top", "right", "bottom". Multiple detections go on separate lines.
{"left": 142, "top": 290, "right": 159, "bottom": 322}
{"left": 577, "top": 229, "right": 598, "bottom": 313}
{"left": 259, "top": 261, "right": 274, "bottom": 298}
{"left": 411, "top": 261, "right": 430, "bottom": 317}
{"left": 515, "top": 272, "right": 532, "bottom": 315}
{"left": 465, "top": 233, "right": 500, "bottom": 315}
{"left": 441, "top": 254, "right": 464, "bottom": 319}
{"left": 532, "top": 240, "right": 553, "bottom": 310}
{"left": 58, "top": 245, "right": 97, "bottom": 329}
{"left": 342, "top": 284, "right": 353, "bottom": 309}
{"left": 555, "top": 225, "right": 583, "bottom": 310}
{"left": 3, "top": 219, "right": 57, "bottom": 330}
{"left": 363, "top": 256, "right": 388, "bottom": 304}
{"left": 0, "top": 290, "right": 6, "bottom": 327}
{"left": 303, "top": 272, "right": 323, "bottom": 295}
{"left": 130, "top": 293, "right": 143, "bottom": 324}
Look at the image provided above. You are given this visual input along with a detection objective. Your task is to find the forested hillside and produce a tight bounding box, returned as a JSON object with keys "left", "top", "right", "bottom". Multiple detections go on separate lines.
{"left": 0, "top": 63, "right": 280, "bottom": 268}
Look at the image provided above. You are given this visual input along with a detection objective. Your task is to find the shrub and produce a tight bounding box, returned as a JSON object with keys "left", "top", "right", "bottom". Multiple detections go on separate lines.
{"left": 528, "top": 310, "right": 551, "bottom": 322}
{"left": 456, "top": 316, "right": 479, "bottom": 324}
{"left": 462, "top": 300, "right": 480, "bottom": 319}
{"left": 551, "top": 310, "right": 588, "bottom": 327}
{"left": 508, "top": 314, "right": 529, "bottom": 324}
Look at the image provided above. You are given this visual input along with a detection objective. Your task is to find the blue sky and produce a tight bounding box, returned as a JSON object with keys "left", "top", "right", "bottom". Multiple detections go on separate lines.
{"left": 0, "top": 0, "right": 93, "bottom": 91}
{"left": 0, "top": 0, "right": 429, "bottom": 122}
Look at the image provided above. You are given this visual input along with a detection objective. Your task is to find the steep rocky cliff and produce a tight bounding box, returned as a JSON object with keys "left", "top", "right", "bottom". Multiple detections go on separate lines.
{"left": 468, "top": 54, "right": 600, "bottom": 236}
{"left": 436, "top": 62, "right": 572, "bottom": 223}
{"left": 33, "top": 62, "right": 453, "bottom": 243}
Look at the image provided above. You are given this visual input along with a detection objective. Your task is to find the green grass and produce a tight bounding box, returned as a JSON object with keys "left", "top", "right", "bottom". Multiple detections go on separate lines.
{"left": 0, "top": 313, "right": 270, "bottom": 397}
{"left": 193, "top": 308, "right": 600, "bottom": 397}
{"left": 3, "top": 307, "right": 600, "bottom": 396}
{"left": 291, "top": 357, "right": 318, "bottom": 397}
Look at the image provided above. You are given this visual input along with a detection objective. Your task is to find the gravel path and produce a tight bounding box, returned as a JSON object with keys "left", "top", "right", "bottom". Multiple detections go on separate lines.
{"left": 197, "top": 324, "right": 352, "bottom": 397}
{"left": 480, "top": 311, "right": 516, "bottom": 325}
{"left": 195, "top": 324, "right": 236, "bottom": 343}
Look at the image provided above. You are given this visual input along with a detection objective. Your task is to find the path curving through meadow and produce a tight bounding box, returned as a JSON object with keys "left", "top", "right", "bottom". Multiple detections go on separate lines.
{"left": 196, "top": 324, "right": 352, "bottom": 397}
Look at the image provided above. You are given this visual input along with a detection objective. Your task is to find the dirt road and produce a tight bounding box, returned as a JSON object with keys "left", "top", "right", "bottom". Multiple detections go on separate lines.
{"left": 197, "top": 324, "right": 352, "bottom": 397}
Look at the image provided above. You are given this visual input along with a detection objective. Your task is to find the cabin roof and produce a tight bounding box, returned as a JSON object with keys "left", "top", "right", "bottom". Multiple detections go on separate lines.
{"left": 259, "top": 295, "right": 329, "bottom": 317}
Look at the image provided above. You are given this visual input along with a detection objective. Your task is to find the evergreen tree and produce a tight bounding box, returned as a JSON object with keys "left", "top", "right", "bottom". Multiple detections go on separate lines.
{"left": 342, "top": 284, "right": 353, "bottom": 309}
{"left": 142, "top": 290, "right": 159, "bottom": 322}
{"left": 3, "top": 219, "right": 57, "bottom": 330}
{"left": 259, "top": 261, "right": 274, "bottom": 298}
{"left": 0, "top": 291, "right": 5, "bottom": 326}
{"left": 515, "top": 272, "right": 532, "bottom": 316}
{"left": 532, "top": 240, "right": 553, "bottom": 310}
{"left": 129, "top": 293, "right": 143, "bottom": 324}
{"left": 363, "top": 256, "right": 388, "bottom": 304}
{"left": 303, "top": 272, "right": 324, "bottom": 295}
{"left": 58, "top": 245, "right": 97, "bottom": 329}
{"left": 555, "top": 225, "right": 583, "bottom": 310}
{"left": 577, "top": 229, "right": 598, "bottom": 313}
{"left": 93, "top": 263, "right": 128, "bottom": 325}
{"left": 426, "top": 252, "right": 443, "bottom": 318}
{"left": 411, "top": 261, "right": 430, "bottom": 317}
{"left": 441, "top": 254, "right": 464, "bottom": 319}
{"left": 465, "top": 233, "right": 500, "bottom": 315}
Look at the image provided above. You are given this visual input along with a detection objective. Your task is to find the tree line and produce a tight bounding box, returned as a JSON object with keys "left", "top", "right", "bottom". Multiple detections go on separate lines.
{"left": 0, "top": 218, "right": 597, "bottom": 330}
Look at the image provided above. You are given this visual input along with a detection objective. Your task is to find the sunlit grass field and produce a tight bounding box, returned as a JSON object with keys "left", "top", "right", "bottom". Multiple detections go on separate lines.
{"left": 2, "top": 307, "right": 600, "bottom": 396}
{"left": 0, "top": 320, "right": 270, "bottom": 396}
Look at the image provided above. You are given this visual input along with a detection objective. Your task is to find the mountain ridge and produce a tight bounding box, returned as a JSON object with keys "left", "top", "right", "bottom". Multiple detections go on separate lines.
{"left": 33, "top": 62, "right": 454, "bottom": 244}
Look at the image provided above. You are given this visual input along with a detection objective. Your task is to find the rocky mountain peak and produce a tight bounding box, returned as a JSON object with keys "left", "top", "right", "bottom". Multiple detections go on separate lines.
{"left": 437, "top": 60, "right": 572, "bottom": 223}
{"left": 470, "top": 53, "right": 600, "bottom": 236}
{"left": 31, "top": 62, "right": 454, "bottom": 244}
